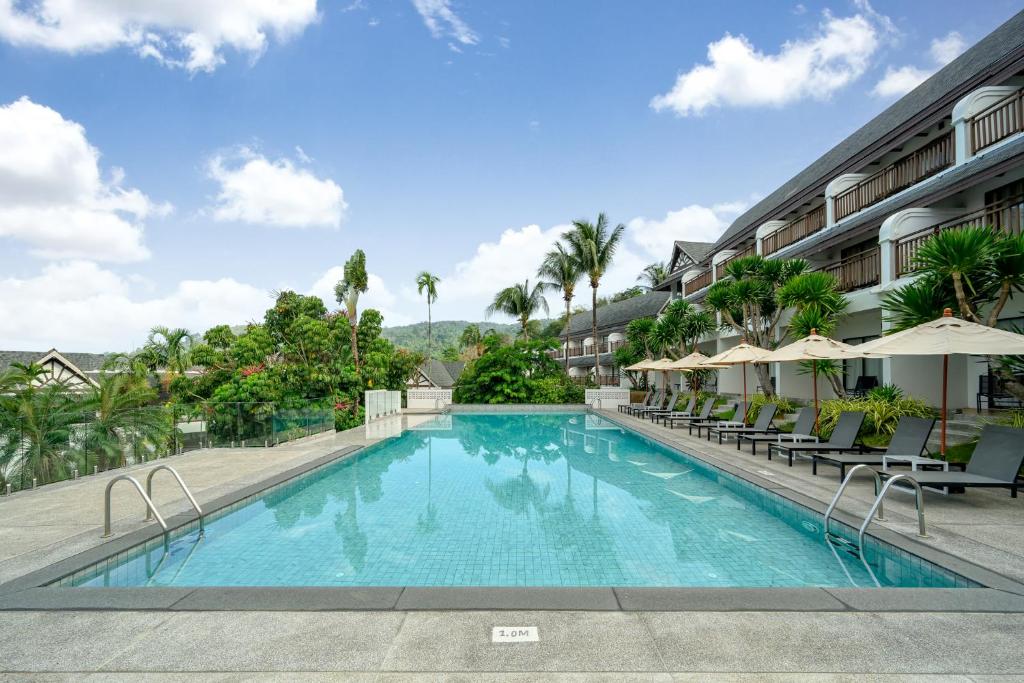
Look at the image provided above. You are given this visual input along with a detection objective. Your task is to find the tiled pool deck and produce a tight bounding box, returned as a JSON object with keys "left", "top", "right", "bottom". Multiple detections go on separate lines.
{"left": 1, "top": 406, "right": 1024, "bottom": 676}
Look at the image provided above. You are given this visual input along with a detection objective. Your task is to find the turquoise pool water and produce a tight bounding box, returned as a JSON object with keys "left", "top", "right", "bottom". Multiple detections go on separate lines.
{"left": 67, "top": 412, "right": 972, "bottom": 588}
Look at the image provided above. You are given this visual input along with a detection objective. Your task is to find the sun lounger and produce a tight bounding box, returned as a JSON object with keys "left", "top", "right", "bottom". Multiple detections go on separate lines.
{"left": 737, "top": 406, "right": 818, "bottom": 455}
{"left": 690, "top": 401, "right": 747, "bottom": 438}
{"left": 880, "top": 424, "right": 1024, "bottom": 498}
{"left": 767, "top": 411, "right": 865, "bottom": 467}
{"left": 627, "top": 388, "right": 662, "bottom": 416}
{"left": 643, "top": 385, "right": 679, "bottom": 421}
{"left": 650, "top": 395, "right": 694, "bottom": 423}
{"left": 634, "top": 388, "right": 670, "bottom": 418}
{"left": 708, "top": 403, "right": 778, "bottom": 444}
{"left": 665, "top": 398, "right": 714, "bottom": 430}
{"left": 619, "top": 389, "right": 651, "bottom": 413}
{"left": 810, "top": 415, "right": 935, "bottom": 479}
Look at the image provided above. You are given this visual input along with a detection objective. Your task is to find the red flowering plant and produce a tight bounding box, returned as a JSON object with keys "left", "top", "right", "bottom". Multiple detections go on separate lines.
{"left": 240, "top": 363, "right": 265, "bottom": 377}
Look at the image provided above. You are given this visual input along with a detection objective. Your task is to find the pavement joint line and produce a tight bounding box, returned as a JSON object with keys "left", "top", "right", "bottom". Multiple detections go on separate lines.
{"left": 90, "top": 611, "right": 178, "bottom": 673}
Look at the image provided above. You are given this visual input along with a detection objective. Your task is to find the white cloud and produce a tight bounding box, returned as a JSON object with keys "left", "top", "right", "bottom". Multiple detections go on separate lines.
{"left": 0, "top": 261, "right": 271, "bottom": 351}
{"left": 650, "top": 8, "right": 886, "bottom": 116}
{"left": 871, "top": 65, "right": 931, "bottom": 97}
{"left": 930, "top": 31, "right": 966, "bottom": 65}
{"left": 411, "top": 0, "right": 477, "bottom": 45}
{"left": 871, "top": 30, "right": 967, "bottom": 98}
{"left": 627, "top": 202, "right": 747, "bottom": 260}
{"left": 0, "top": 97, "right": 168, "bottom": 263}
{"left": 0, "top": 0, "right": 319, "bottom": 73}
{"left": 207, "top": 149, "right": 347, "bottom": 229}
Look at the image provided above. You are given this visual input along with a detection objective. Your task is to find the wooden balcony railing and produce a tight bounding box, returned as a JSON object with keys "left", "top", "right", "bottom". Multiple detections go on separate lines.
{"left": 821, "top": 247, "right": 880, "bottom": 293}
{"left": 895, "top": 194, "right": 1024, "bottom": 277}
{"left": 714, "top": 243, "right": 756, "bottom": 279}
{"left": 833, "top": 132, "right": 953, "bottom": 221}
{"left": 970, "top": 88, "right": 1024, "bottom": 155}
{"left": 761, "top": 205, "right": 827, "bottom": 255}
{"left": 571, "top": 374, "right": 620, "bottom": 386}
{"left": 608, "top": 340, "right": 625, "bottom": 353}
{"left": 683, "top": 269, "right": 713, "bottom": 295}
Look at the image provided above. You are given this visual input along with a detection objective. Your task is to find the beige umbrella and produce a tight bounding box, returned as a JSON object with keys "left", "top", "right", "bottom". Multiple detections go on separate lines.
{"left": 701, "top": 341, "right": 772, "bottom": 415}
{"left": 856, "top": 308, "right": 1024, "bottom": 456}
{"left": 760, "top": 330, "right": 872, "bottom": 433}
{"left": 664, "top": 351, "right": 724, "bottom": 398}
{"left": 622, "top": 358, "right": 661, "bottom": 372}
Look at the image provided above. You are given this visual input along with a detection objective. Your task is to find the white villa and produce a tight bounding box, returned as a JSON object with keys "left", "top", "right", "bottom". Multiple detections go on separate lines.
{"left": 646, "top": 10, "right": 1024, "bottom": 412}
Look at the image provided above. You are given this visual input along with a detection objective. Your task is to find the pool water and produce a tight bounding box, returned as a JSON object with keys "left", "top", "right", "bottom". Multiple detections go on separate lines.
{"left": 68, "top": 412, "right": 972, "bottom": 588}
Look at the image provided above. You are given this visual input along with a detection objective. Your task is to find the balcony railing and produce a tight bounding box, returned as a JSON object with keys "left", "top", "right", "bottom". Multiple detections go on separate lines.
{"left": 970, "top": 88, "right": 1024, "bottom": 155}
{"left": 714, "top": 243, "right": 756, "bottom": 279}
{"left": 683, "top": 269, "right": 713, "bottom": 295}
{"left": 608, "top": 340, "right": 625, "bottom": 353}
{"left": 571, "top": 374, "right": 620, "bottom": 386}
{"left": 895, "top": 194, "right": 1024, "bottom": 277}
{"left": 821, "top": 247, "right": 880, "bottom": 293}
{"left": 833, "top": 132, "right": 954, "bottom": 221}
{"left": 761, "top": 205, "right": 827, "bottom": 255}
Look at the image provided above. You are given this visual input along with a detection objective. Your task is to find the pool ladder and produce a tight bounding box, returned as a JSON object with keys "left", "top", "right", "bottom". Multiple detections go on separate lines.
{"left": 102, "top": 465, "right": 205, "bottom": 549}
{"left": 823, "top": 464, "right": 927, "bottom": 559}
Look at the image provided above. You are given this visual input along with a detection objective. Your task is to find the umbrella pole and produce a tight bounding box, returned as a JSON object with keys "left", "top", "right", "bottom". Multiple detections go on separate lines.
{"left": 813, "top": 359, "right": 819, "bottom": 435}
{"left": 941, "top": 354, "right": 948, "bottom": 458}
{"left": 742, "top": 362, "right": 748, "bottom": 424}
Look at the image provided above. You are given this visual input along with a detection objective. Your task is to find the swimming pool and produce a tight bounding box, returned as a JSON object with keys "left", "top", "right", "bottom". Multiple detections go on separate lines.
{"left": 64, "top": 412, "right": 973, "bottom": 589}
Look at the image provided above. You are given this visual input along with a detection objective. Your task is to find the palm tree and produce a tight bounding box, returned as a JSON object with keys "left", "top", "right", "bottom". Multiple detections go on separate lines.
{"left": 144, "top": 326, "right": 195, "bottom": 390}
{"left": 563, "top": 213, "right": 626, "bottom": 377}
{"left": 79, "top": 374, "right": 170, "bottom": 470}
{"left": 538, "top": 243, "right": 581, "bottom": 370}
{"left": 638, "top": 262, "right": 669, "bottom": 290}
{"left": 334, "top": 249, "right": 369, "bottom": 369}
{"left": 416, "top": 272, "right": 441, "bottom": 359}
{"left": 486, "top": 280, "right": 549, "bottom": 339}
{"left": 459, "top": 324, "right": 483, "bottom": 359}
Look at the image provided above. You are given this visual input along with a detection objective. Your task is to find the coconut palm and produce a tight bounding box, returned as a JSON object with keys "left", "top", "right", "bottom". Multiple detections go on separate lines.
{"left": 486, "top": 280, "right": 549, "bottom": 340}
{"left": 416, "top": 271, "right": 441, "bottom": 359}
{"left": 459, "top": 324, "right": 484, "bottom": 359}
{"left": 563, "top": 213, "right": 626, "bottom": 377}
{"left": 538, "top": 243, "right": 581, "bottom": 370}
{"left": 334, "top": 249, "right": 369, "bottom": 369}
{"left": 638, "top": 262, "right": 669, "bottom": 290}
{"left": 144, "top": 326, "right": 196, "bottom": 389}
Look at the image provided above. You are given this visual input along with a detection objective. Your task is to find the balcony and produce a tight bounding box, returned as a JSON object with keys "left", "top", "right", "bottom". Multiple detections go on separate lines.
{"left": 895, "top": 194, "right": 1024, "bottom": 277}
{"left": 833, "top": 132, "right": 954, "bottom": 221}
{"left": 714, "top": 243, "right": 756, "bottom": 279}
{"left": 761, "top": 205, "right": 826, "bottom": 256}
{"left": 821, "top": 247, "right": 880, "bottom": 293}
{"left": 571, "top": 374, "right": 620, "bottom": 386}
{"left": 969, "top": 88, "right": 1023, "bottom": 155}
{"left": 683, "top": 269, "right": 713, "bottom": 295}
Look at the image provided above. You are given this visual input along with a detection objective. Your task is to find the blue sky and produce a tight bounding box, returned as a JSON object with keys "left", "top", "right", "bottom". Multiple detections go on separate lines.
{"left": 0, "top": 0, "right": 1019, "bottom": 350}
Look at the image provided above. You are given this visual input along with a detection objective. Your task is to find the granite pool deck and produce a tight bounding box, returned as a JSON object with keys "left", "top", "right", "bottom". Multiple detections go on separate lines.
{"left": 1, "top": 409, "right": 1023, "bottom": 677}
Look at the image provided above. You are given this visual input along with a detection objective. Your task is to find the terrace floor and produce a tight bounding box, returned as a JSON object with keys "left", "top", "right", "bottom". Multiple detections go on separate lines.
{"left": 0, "top": 409, "right": 1023, "bottom": 678}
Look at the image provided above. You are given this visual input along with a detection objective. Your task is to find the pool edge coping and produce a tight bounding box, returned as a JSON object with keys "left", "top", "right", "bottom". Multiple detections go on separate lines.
{"left": 1, "top": 408, "right": 1023, "bottom": 613}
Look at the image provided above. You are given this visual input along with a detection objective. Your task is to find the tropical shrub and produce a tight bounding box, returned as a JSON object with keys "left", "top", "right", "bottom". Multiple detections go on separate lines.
{"left": 867, "top": 384, "right": 904, "bottom": 402}
{"left": 817, "top": 395, "right": 934, "bottom": 441}
{"left": 747, "top": 393, "right": 799, "bottom": 422}
{"left": 453, "top": 338, "right": 572, "bottom": 404}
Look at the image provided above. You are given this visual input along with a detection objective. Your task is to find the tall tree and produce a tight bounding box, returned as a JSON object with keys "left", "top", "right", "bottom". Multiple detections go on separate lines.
{"left": 334, "top": 249, "right": 369, "bottom": 369}
{"left": 416, "top": 272, "right": 441, "bottom": 359}
{"left": 638, "top": 262, "right": 669, "bottom": 290}
{"left": 486, "top": 280, "right": 550, "bottom": 340}
{"left": 538, "top": 242, "right": 581, "bottom": 370}
{"left": 79, "top": 374, "right": 170, "bottom": 470}
{"left": 459, "top": 324, "right": 484, "bottom": 359}
{"left": 563, "top": 213, "right": 626, "bottom": 377}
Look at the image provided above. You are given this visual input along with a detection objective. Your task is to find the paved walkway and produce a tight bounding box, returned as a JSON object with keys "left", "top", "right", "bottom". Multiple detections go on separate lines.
{"left": 1, "top": 411, "right": 1023, "bottom": 677}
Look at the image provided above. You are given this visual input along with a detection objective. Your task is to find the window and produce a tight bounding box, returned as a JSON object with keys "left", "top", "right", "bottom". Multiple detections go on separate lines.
{"left": 842, "top": 334, "right": 882, "bottom": 392}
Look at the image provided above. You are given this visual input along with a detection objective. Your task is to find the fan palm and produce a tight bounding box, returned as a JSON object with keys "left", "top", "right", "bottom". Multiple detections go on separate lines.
{"left": 486, "top": 280, "right": 549, "bottom": 339}
{"left": 78, "top": 374, "right": 170, "bottom": 470}
{"left": 538, "top": 243, "right": 581, "bottom": 369}
{"left": 563, "top": 213, "right": 626, "bottom": 376}
{"left": 416, "top": 272, "right": 441, "bottom": 359}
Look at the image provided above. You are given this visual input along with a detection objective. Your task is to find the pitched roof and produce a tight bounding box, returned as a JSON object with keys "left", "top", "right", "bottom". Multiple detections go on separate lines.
{"left": 563, "top": 291, "right": 669, "bottom": 336}
{"left": 419, "top": 358, "right": 465, "bottom": 388}
{"left": 0, "top": 349, "right": 114, "bottom": 374}
{"left": 714, "top": 9, "right": 1024, "bottom": 251}
{"left": 674, "top": 240, "right": 715, "bottom": 266}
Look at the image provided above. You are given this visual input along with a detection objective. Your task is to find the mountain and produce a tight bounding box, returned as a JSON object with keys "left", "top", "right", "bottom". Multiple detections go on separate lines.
{"left": 382, "top": 320, "right": 549, "bottom": 355}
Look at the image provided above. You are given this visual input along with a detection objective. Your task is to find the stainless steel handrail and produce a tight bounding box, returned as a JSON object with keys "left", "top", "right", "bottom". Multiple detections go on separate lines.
{"left": 858, "top": 474, "right": 927, "bottom": 550}
{"left": 103, "top": 474, "right": 169, "bottom": 549}
{"left": 145, "top": 465, "right": 205, "bottom": 536}
{"left": 823, "top": 464, "right": 884, "bottom": 541}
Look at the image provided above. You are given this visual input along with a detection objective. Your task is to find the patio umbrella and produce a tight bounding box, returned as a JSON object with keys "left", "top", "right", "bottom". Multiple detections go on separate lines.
{"left": 701, "top": 341, "right": 772, "bottom": 417}
{"left": 856, "top": 308, "right": 1024, "bottom": 456}
{"left": 759, "top": 330, "right": 871, "bottom": 433}
{"left": 665, "top": 351, "right": 726, "bottom": 396}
